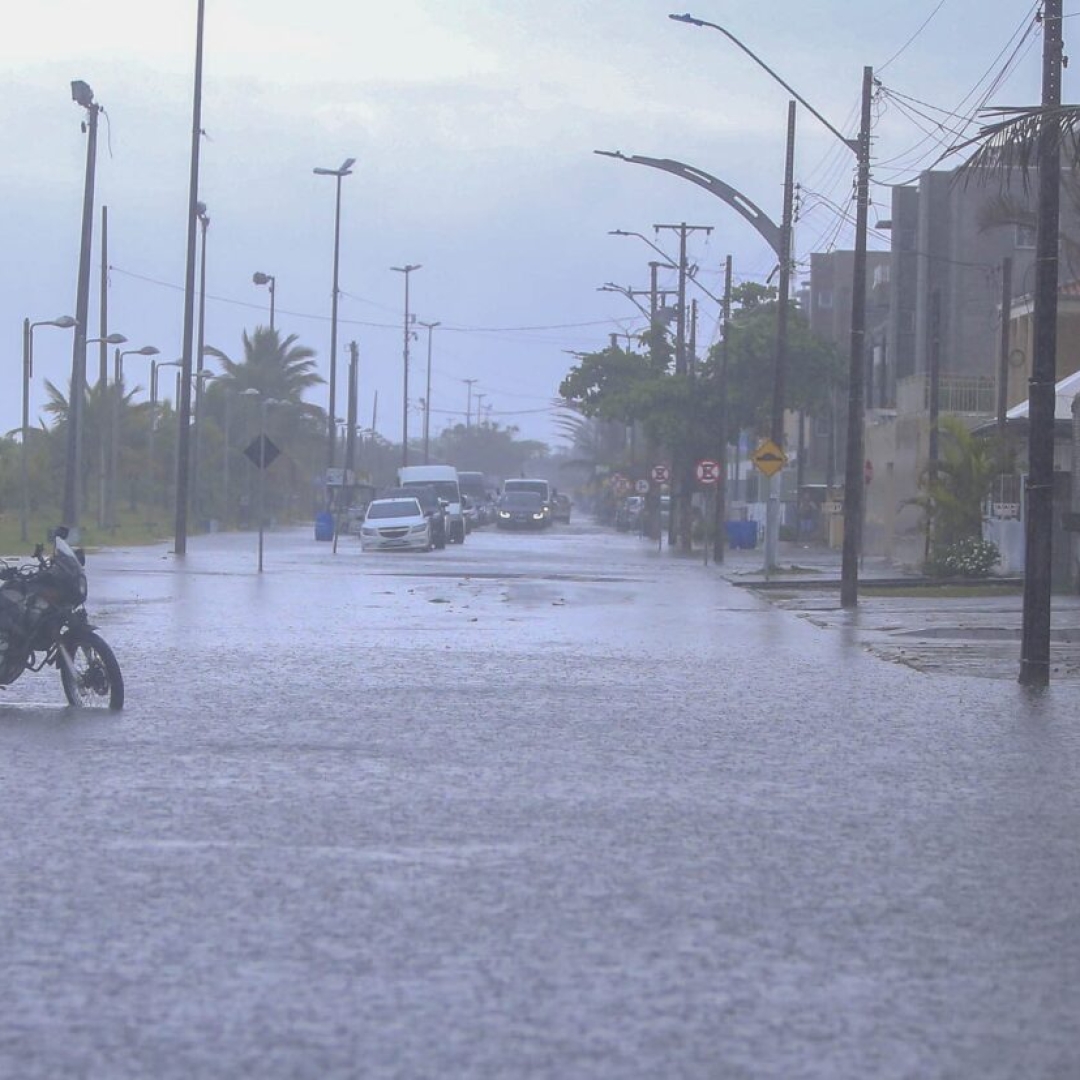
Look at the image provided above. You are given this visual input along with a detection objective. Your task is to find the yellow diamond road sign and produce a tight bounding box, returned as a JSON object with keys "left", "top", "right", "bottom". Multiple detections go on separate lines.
{"left": 751, "top": 438, "right": 787, "bottom": 477}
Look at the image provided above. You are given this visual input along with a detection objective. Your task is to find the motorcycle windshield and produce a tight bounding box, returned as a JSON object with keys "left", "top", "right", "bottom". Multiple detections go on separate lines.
{"left": 53, "top": 537, "right": 87, "bottom": 600}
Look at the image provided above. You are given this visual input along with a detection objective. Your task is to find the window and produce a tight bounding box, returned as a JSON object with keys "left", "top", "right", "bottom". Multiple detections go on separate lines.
{"left": 1015, "top": 224, "right": 1036, "bottom": 249}
{"left": 816, "top": 289, "right": 833, "bottom": 309}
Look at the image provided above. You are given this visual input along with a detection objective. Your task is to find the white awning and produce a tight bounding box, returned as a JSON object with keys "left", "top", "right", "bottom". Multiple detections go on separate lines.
{"left": 1005, "top": 368, "right": 1080, "bottom": 421}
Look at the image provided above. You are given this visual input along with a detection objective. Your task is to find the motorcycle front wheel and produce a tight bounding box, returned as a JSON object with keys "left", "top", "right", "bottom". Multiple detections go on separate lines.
{"left": 60, "top": 631, "right": 124, "bottom": 711}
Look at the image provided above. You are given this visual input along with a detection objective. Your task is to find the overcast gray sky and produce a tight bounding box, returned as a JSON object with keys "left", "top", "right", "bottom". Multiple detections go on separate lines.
{"left": 2, "top": 1, "right": 1052, "bottom": 450}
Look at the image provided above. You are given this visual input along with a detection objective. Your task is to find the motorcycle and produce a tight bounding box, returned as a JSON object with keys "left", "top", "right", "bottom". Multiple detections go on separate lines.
{"left": 0, "top": 528, "right": 124, "bottom": 710}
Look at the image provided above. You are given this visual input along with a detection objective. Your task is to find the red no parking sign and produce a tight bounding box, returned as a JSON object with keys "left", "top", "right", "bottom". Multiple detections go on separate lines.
{"left": 695, "top": 459, "right": 720, "bottom": 485}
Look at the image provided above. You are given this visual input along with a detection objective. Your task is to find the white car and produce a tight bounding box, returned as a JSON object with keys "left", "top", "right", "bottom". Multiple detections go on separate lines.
{"left": 359, "top": 497, "right": 432, "bottom": 552}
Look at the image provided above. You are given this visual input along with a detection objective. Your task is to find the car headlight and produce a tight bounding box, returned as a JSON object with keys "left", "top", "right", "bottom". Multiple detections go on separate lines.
{"left": 409, "top": 524, "right": 428, "bottom": 534}
{"left": 498, "top": 511, "right": 510, "bottom": 518}
{"left": 361, "top": 527, "right": 377, "bottom": 535}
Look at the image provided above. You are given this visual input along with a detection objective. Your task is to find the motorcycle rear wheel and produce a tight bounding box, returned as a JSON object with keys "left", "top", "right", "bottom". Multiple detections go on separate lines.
{"left": 60, "top": 631, "right": 124, "bottom": 711}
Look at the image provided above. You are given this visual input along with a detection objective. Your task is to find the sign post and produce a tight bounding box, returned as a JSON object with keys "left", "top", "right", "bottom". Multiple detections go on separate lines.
{"left": 752, "top": 438, "right": 788, "bottom": 575}
{"left": 244, "top": 433, "right": 280, "bottom": 573}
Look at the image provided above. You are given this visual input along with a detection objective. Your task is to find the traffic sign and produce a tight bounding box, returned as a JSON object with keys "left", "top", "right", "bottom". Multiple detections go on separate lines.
{"left": 651, "top": 464, "right": 670, "bottom": 484}
{"left": 244, "top": 435, "right": 280, "bottom": 470}
{"left": 695, "top": 459, "right": 720, "bottom": 485}
{"left": 635, "top": 479, "right": 650, "bottom": 494}
{"left": 751, "top": 439, "right": 787, "bottom": 477}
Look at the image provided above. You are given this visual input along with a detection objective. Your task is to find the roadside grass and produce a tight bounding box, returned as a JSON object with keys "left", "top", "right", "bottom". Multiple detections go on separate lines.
{"left": 0, "top": 508, "right": 173, "bottom": 558}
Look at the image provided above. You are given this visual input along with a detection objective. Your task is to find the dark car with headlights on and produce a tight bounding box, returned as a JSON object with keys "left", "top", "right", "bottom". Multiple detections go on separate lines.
{"left": 495, "top": 491, "right": 548, "bottom": 530}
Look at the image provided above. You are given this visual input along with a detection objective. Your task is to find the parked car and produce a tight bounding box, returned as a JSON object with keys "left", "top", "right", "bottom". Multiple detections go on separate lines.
{"left": 462, "top": 494, "right": 479, "bottom": 533}
{"left": 399, "top": 465, "right": 466, "bottom": 544}
{"left": 359, "top": 497, "right": 433, "bottom": 552}
{"left": 495, "top": 491, "right": 548, "bottom": 530}
{"left": 552, "top": 493, "right": 572, "bottom": 523}
{"left": 379, "top": 486, "right": 447, "bottom": 549}
{"left": 615, "top": 495, "right": 644, "bottom": 532}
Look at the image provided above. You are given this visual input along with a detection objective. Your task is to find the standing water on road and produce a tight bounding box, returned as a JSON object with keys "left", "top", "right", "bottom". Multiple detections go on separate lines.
{"left": 1, "top": 522, "right": 1076, "bottom": 1078}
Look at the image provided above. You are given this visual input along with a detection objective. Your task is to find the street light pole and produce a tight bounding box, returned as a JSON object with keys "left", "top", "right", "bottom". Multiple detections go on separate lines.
{"left": 22, "top": 316, "right": 77, "bottom": 542}
{"left": 253, "top": 271, "right": 276, "bottom": 330}
{"left": 314, "top": 158, "right": 355, "bottom": 477}
{"left": 669, "top": 13, "right": 872, "bottom": 606}
{"left": 63, "top": 80, "right": 102, "bottom": 535}
{"left": 391, "top": 264, "right": 421, "bottom": 467}
{"left": 151, "top": 360, "right": 181, "bottom": 513}
{"left": 110, "top": 345, "right": 159, "bottom": 528}
{"left": 418, "top": 321, "right": 440, "bottom": 463}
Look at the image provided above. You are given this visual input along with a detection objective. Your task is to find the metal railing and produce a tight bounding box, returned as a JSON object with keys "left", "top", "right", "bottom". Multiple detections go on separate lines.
{"left": 896, "top": 374, "right": 997, "bottom": 416}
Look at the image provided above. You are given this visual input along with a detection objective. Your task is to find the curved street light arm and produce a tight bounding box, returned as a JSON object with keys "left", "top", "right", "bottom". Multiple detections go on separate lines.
{"left": 669, "top": 13, "right": 858, "bottom": 154}
{"left": 597, "top": 150, "right": 783, "bottom": 257}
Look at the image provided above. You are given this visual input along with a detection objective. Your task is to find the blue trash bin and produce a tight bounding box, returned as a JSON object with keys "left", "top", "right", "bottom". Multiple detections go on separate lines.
{"left": 726, "top": 520, "right": 757, "bottom": 549}
{"left": 314, "top": 511, "right": 334, "bottom": 542}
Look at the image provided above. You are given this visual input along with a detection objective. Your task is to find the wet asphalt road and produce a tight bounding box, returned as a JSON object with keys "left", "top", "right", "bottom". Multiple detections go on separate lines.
{"left": 1, "top": 521, "right": 1078, "bottom": 1079}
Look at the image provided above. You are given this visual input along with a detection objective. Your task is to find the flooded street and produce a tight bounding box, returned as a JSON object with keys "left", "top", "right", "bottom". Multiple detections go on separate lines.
{"left": 2, "top": 522, "right": 1078, "bottom": 1078}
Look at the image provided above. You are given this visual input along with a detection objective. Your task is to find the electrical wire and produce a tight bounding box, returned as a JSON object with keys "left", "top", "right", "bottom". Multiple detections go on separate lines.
{"left": 877, "top": 0, "right": 951, "bottom": 74}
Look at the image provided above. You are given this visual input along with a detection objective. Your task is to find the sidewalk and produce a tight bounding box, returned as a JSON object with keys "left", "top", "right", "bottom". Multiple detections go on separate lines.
{"left": 709, "top": 538, "right": 1080, "bottom": 681}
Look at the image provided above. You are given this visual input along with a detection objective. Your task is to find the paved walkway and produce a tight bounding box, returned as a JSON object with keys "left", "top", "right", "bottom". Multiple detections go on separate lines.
{"left": 706, "top": 539, "right": 1080, "bottom": 682}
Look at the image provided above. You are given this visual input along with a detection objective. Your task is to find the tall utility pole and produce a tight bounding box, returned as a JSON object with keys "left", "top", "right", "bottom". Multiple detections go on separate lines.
{"left": 174, "top": 0, "right": 206, "bottom": 557}
{"left": 1021, "top": 0, "right": 1064, "bottom": 687}
{"left": 419, "top": 320, "right": 440, "bottom": 463}
{"left": 838, "top": 66, "right": 874, "bottom": 608}
{"left": 713, "top": 255, "right": 733, "bottom": 564}
{"left": 345, "top": 341, "right": 358, "bottom": 493}
{"left": 391, "top": 263, "right": 421, "bottom": 467}
{"left": 923, "top": 291, "right": 942, "bottom": 564}
{"left": 996, "top": 257, "right": 1014, "bottom": 436}
{"left": 463, "top": 378, "right": 478, "bottom": 428}
{"left": 655, "top": 222, "right": 712, "bottom": 551}
{"left": 63, "top": 80, "right": 101, "bottom": 535}
{"left": 97, "top": 204, "right": 109, "bottom": 528}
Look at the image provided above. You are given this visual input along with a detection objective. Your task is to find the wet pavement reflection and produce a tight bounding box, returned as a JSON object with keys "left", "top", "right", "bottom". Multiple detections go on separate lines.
{"left": 1, "top": 522, "right": 1077, "bottom": 1078}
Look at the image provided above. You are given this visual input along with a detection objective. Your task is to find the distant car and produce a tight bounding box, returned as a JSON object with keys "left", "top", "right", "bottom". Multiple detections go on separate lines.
{"left": 615, "top": 496, "right": 644, "bottom": 532}
{"left": 360, "top": 497, "right": 433, "bottom": 552}
{"left": 379, "top": 486, "right": 447, "bottom": 549}
{"left": 552, "top": 493, "right": 572, "bottom": 523}
{"left": 462, "top": 494, "right": 479, "bottom": 533}
{"left": 495, "top": 491, "right": 548, "bottom": 530}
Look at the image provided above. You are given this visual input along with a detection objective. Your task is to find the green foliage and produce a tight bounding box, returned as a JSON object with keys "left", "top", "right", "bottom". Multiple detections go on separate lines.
{"left": 557, "top": 346, "right": 658, "bottom": 421}
{"left": 925, "top": 537, "right": 1002, "bottom": 579}
{"left": 430, "top": 422, "right": 547, "bottom": 480}
{"left": 911, "top": 415, "right": 1009, "bottom": 549}
{"left": 205, "top": 327, "right": 323, "bottom": 409}
{"left": 712, "top": 290, "right": 845, "bottom": 432}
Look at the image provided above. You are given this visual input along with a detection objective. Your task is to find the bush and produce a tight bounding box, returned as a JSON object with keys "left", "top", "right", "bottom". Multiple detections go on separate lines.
{"left": 925, "top": 537, "right": 1001, "bottom": 579}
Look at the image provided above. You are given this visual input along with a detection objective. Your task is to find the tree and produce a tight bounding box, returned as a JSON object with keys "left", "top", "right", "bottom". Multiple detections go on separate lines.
{"left": 430, "top": 421, "right": 547, "bottom": 479}
{"left": 714, "top": 284, "right": 845, "bottom": 435}
{"left": 911, "top": 415, "right": 1008, "bottom": 550}
{"left": 206, "top": 327, "right": 323, "bottom": 409}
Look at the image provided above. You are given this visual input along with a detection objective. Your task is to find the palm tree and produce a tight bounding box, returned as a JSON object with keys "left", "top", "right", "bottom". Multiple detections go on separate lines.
{"left": 911, "top": 416, "right": 1008, "bottom": 552}
{"left": 205, "top": 327, "right": 323, "bottom": 409}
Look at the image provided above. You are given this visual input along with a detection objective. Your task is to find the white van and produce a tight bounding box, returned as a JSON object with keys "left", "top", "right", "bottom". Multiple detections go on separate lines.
{"left": 398, "top": 465, "right": 466, "bottom": 543}
{"left": 502, "top": 478, "right": 554, "bottom": 526}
